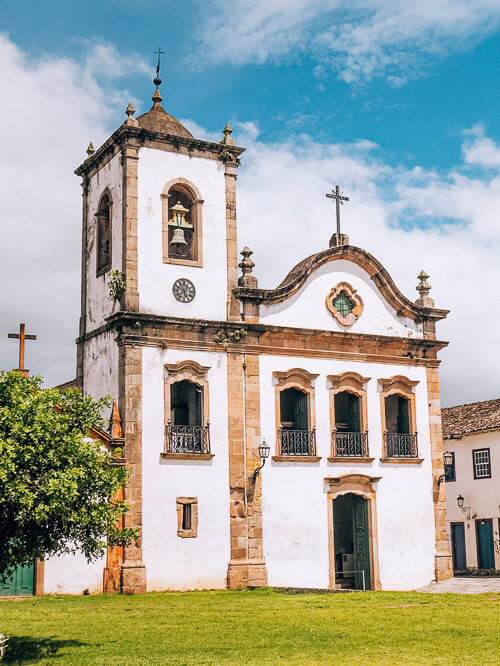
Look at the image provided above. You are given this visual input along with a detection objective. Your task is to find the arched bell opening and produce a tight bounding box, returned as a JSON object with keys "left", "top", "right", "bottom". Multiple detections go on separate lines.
{"left": 96, "top": 191, "right": 112, "bottom": 276}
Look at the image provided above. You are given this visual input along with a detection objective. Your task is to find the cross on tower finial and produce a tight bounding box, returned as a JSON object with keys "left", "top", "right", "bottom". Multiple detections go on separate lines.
{"left": 153, "top": 47, "right": 165, "bottom": 88}
{"left": 8, "top": 323, "right": 37, "bottom": 374}
{"left": 326, "top": 185, "right": 350, "bottom": 247}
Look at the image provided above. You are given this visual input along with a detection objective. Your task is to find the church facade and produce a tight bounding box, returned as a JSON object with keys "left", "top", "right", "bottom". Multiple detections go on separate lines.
{"left": 43, "top": 83, "right": 453, "bottom": 594}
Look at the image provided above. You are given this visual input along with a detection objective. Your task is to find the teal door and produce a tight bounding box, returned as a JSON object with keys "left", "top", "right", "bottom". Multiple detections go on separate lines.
{"left": 451, "top": 523, "right": 466, "bottom": 571}
{"left": 352, "top": 495, "right": 371, "bottom": 590}
{"left": 0, "top": 564, "right": 34, "bottom": 596}
{"left": 476, "top": 520, "right": 495, "bottom": 570}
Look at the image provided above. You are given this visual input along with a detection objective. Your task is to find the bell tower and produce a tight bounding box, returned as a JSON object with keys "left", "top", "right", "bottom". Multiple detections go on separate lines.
{"left": 74, "top": 73, "right": 245, "bottom": 594}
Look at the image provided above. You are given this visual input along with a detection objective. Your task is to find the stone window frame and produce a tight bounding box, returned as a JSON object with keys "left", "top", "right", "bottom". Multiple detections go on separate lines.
{"left": 161, "top": 360, "right": 213, "bottom": 460}
{"left": 472, "top": 448, "right": 491, "bottom": 480}
{"left": 176, "top": 497, "right": 198, "bottom": 538}
{"left": 161, "top": 177, "right": 204, "bottom": 267}
{"left": 95, "top": 188, "right": 112, "bottom": 277}
{"left": 378, "top": 375, "right": 422, "bottom": 463}
{"left": 325, "top": 281, "right": 364, "bottom": 326}
{"left": 272, "top": 368, "right": 320, "bottom": 462}
{"left": 327, "top": 372, "right": 373, "bottom": 462}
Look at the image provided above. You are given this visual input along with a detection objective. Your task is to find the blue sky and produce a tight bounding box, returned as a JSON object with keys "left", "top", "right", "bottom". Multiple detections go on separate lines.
{"left": 1, "top": 1, "right": 500, "bottom": 405}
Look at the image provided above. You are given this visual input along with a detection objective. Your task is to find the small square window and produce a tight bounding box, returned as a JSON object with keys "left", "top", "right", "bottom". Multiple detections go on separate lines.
{"left": 473, "top": 449, "right": 491, "bottom": 479}
{"left": 176, "top": 497, "right": 198, "bottom": 537}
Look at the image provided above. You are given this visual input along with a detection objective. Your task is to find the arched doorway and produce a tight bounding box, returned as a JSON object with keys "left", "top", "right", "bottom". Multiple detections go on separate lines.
{"left": 326, "top": 474, "right": 381, "bottom": 591}
{"left": 333, "top": 493, "right": 370, "bottom": 590}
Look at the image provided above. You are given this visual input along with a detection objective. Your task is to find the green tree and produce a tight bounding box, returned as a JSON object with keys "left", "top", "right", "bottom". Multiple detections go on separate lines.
{"left": 0, "top": 370, "right": 137, "bottom": 573}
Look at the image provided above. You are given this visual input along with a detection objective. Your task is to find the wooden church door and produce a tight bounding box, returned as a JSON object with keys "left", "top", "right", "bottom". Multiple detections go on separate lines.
{"left": 352, "top": 495, "right": 371, "bottom": 590}
{"left": 476, "top": 520, "right": 495, "bottom": 570}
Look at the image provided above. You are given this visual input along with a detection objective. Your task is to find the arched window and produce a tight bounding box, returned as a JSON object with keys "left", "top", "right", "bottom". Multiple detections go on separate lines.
{"left": 161, "top": 179, "right": 203, "bottom": 266}
{"left": 328, "top": 373, "right": 370, "bottom": 459}
{"left": 96, "top": 192, "right": 112, "bottom": 275}
{"left": 334, "top": 391, "right": 361, "bottom": 433}
{"left": 273, "top": 368, "right": 318, "bottom": 459}
{"left": 378, "top": 376, "right": 419, "bottom": 460}
{"left": 163, "top": 360, "right": 211, "bottom": 457}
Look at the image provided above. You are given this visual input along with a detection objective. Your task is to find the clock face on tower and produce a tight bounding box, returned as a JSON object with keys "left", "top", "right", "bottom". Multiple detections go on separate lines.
{"left": 172, "top": 278, "right": 196, "bottom": 303}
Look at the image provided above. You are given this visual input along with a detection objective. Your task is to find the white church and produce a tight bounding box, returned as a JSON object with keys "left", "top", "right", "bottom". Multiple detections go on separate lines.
{"left": 42, "top": 76, "right": 453, "bottom": 594}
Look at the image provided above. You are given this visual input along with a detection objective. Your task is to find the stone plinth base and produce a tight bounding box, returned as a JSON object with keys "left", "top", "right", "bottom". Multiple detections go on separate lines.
{"left": 121, "top": 565, "right": 147, "bottom": 594}
{"left": 435, "top": 554, "right": 453, "bottom": 582}
{"left": 227, "top": 560, "right": 268, "bottom": 589}
{"left": 329, "top": 232, "right": 349, "bottom": 247}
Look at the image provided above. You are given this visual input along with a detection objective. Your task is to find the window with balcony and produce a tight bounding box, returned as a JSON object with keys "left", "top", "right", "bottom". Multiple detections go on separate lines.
{"left": 378, "top": 376, "right": 420, "bottom": 461}
{"left": 273, "top": 368, "right": 318, "bottom": 459}
{"left": 163, "top": 361, "right": 212, "bottom": 459}
{"left": 328, "top": 372, "right": 371, "bottom": 461}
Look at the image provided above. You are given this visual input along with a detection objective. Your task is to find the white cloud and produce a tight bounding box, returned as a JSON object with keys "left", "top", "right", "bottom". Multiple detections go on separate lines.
{"left": 0, "top": 34, "right": 147, "bottom": 386}
{"left": 192, "top": 0, "right": 500, "bottom": 84}
{"left": 1, "top": 35, "right": 499, "bottom": 407}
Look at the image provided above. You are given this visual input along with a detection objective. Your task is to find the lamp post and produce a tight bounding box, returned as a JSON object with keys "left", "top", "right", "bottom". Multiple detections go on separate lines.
{"left": 253, "top": 439, "right": 270, "bottom": 481}
{"left": 437, "top": 450, "right": 454, "bottom": 486}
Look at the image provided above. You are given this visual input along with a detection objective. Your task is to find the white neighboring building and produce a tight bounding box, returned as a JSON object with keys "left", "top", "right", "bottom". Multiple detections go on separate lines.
{"left": 442, "top": 399, "right": 500, "bottom": 572}
{"left": 42, "top": 79, "right": 453, "bottom": 595}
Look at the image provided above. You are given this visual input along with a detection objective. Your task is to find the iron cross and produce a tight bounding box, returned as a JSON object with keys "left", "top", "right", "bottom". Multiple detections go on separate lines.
{"left": 8, "top": 323, "right": 37, "bottom": 372}
{"left": 326, "top": 186, "right": 349, "bottom": 236}
{"left": 154, "top": 47, "right": 165, "bottom": 77}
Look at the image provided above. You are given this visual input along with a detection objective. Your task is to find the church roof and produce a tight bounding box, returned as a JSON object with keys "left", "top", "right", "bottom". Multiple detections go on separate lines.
{"left": 442, "top": 398, "right": 500, "bottom": 439}
{"left": 136, "top": 89, "right": 193, "bottom": 138}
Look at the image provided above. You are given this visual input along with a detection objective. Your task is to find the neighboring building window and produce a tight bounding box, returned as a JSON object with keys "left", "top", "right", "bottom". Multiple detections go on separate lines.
{"left": 164, "top": 361, "right": 211, "bottom": 457}
{"left": 161, "top": 178, "right": 203, "bottom": 266}
{"left": 472, "top": 448, "right": 491, "bottom": 479}
{"left": 176, "top": 497, "right": 198, "bottom": 537}
{"left": 273, "top": 368, "right": 318, "bottom": 458}
{"left": 96, "top": 192, "right": 112, "bottom": 275}
{"left": 445, "top": 451, "right": 456, "bottom": 482}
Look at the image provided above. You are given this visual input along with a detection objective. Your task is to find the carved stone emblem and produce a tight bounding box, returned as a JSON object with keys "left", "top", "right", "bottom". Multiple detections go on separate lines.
{"left": 326, "top": 282, "right": 363, "bottom": 326}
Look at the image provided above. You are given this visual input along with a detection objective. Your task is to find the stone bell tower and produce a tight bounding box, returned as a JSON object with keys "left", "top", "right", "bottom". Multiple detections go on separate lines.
{"left": 74, "top": 73, "right": 245, "bottom": 593}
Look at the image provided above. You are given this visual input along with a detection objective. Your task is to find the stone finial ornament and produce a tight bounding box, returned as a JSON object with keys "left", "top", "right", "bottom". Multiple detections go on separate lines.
{"left": 124, "top": 101, "right": 138, "bottom": 127}
{"left": 415, "top": 269, "right": 434, "bottom": 308}
{"left": 221, "top": 122, "right": 235, "bottom": 146}
{"left": 238, "top": 247, "right": 258, "bottom": 288}
{"left": 86, "top": 142, "right": 95, "bottom": 157}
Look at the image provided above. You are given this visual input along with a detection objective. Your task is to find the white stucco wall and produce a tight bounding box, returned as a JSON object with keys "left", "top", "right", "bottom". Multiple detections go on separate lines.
{"left": 82, "top": 330, "right": 119, "bottom": 403}
{"left": 137, "top": 148, "right": 228, "bottom": 321}
{"left": 85, "top": 153, "right": 123, "bottom": 331}
{"left": 259, "top": 354, "right": 436, "bottom": 591}
{"left": 445, "top": 430, "right": 500, "bottom": 569}
{"left": 261, "top": 260, "right": 422, "bottom": 338}
{"left": 44, "top": 552, "right": 105, "bottom": 595}
{"left": 141, "top": 346, "right": 230, "bottom": 590}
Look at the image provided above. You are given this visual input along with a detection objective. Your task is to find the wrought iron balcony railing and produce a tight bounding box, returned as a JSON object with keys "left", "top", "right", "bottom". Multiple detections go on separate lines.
{"left": 166, "top": 421, "right": 211, "bottom": 454}
{"left": 278, "top": 426, "right": 316, "bottom": 456}
{"left": 385, "top": 431, "right": 418, "bottom": 458}
{"left": 333, "top": 430, "right": 369, "bottom": 457}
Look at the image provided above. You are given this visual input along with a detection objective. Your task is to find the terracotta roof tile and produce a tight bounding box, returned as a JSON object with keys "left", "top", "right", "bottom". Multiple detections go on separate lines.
{"left": 442, "top": 398, "right": 500, "bottom": 439}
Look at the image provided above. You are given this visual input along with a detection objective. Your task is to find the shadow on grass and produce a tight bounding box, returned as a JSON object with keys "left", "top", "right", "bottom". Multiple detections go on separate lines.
{"left": 3, "top": 636, "right": 86, "bottom": 664}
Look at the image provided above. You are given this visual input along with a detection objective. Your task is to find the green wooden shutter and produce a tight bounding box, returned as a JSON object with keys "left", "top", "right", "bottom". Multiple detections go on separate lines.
{"left": 397, "top": 397, "right": 410, "bottom": 434}
{"left": 295, "top": 391, "right": 308, "bottom": 431}
{"left": 350, "top": 395, "right": 361, "bottom": 432}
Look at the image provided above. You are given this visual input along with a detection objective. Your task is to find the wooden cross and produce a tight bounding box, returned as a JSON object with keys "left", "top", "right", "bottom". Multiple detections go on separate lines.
{"left": 326, "top": 186, "right": 350, "bottom": 236}
{"left": 8, "top": 323, "right": 37, "bottom": 372}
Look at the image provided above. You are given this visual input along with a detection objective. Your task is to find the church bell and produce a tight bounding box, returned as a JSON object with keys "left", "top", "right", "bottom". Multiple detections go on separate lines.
{"left": 170, "top": 227, "right": 187, "bottom": 245}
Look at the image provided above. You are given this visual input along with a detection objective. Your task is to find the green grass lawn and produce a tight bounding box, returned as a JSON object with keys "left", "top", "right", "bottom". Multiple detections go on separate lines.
{"left": 0, "top": 588, "right": 498, "bottom": 665}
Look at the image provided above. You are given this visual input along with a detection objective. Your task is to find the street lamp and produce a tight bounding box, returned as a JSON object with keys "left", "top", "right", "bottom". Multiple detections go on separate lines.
{"left": 457, "top": 494, "right": 471, "bottom": 519}
{"left": 437, "top": 451, "right": 454, "bottom": 486}
{"left": 253, "top": 439, "right": 270, "bottom": 481}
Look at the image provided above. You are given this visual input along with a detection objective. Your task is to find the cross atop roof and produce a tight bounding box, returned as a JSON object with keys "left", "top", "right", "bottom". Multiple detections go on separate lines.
{"left": 326, "top": 186, "right": 350, "bottom": 247}
{"left": 8, "top": 323, "right": 37, "bottom": 374}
